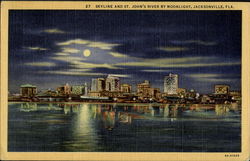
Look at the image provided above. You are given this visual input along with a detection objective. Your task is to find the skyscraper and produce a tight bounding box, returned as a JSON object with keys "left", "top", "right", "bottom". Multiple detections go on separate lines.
{"left": 137, "top": 80, "right": 151, "bottom": 97}
{"left": 164, "top": 73, "right": 178, "bottom": 95}
{"left": 105, "top": 75, "right": 120, "bottom": 92}
{"left": 91, "top": 78, "right": 105, "bottom": 92}
{"left": 91, "top": 79, "right": 98, "bottom": 92}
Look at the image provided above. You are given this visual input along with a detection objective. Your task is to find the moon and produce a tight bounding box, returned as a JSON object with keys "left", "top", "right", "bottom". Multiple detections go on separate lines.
{"left": 83, "top": 49, "right": 91, "bottom": 57}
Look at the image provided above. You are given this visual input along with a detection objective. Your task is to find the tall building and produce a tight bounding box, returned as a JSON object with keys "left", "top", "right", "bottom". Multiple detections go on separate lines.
{"left": 136, "top": 80, "right": 161, "bottom": 99}
{"left": 84, "top": 82, "right": 88, "bottom": 96}
{"left": 121, "top": 84, "right": 132, "bottom": 93}
{"left": 20, "top": 84, "right": 37, "bottom": 97}
{"left": 105, "top": 75, "right": 120, "bottom": 92}
{"left": 91, "top": 79, "right": 98, "bottom": 92}
{"left": 214, "top": 85, "right": 230, "bottom": 94}
{"left": 71, "top": 83, "right": 88, "bottom": 95}
{"left": 64, "top": 83, "right": 71, "bottom": 94}
{"left": 137, "top": 80, "right": 151, "bottom": 97}
{"left": 91, "top": 78, "right": 105, "bottom": 92}
{"left": 164, "top": 73, "right": 178, "bottom": 95}
{"left": 97, "top": 78, "right": 105, "bottom": 91}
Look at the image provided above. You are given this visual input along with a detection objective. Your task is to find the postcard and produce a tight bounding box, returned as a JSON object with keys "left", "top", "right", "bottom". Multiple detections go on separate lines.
{"left": 1, "top": 1, "right": 249, "bottom": 161}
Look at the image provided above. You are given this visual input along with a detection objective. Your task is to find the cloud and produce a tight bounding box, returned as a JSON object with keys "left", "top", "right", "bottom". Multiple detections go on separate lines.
{"left": 87, "top": 42, "right": 120, "bottom": 50}
{"left": 24, "top": 62, "right": 56, "bottom": 67}
{"left": 57, "top": 39, "right": 90, "bottom": 46}
{"left": 171, "top": 40, "right": 217, "bottom": 46}
{"left": 62, "top": 47, "right": 80, "bottom": 54}
{"left": 43, "top": 28, "right": 66, "bottom": 34}
{"left": 50, "top": 54, "right": 122, "bottom": 70}
{"left": 67, "top": 68, "right": 93, "bottom": 72}
{"left": 141, "top": 69, "right": 172, "bottom": 72}
{"left": 108, "top": 52, "right": 129, "bottom": 58}
{"left": 70, "top": 61, "right": 122, "bottom": 69}
{"left": 54, "top": 53, "right": 70, "bottom": 56}
{"left": 24, "top": 47, "right": 48, "bottom": 51}
{"left": 205, "top": 78, "right": 237, "bottom": 82}
{"left": 115, "top": 57, "right": 206, "bottom": 67}
{"left": 50, "top": 56, "right": 86, "bottom": 62}
{"left": 115, "top": 57, "right": 240, "bottom": 68}
{"left": 186, "top": 74, "right": 220, "bottom": 78}
{"left": 37, "top": 71, "right": 105, "bottom": 76}
{"left": 56, "top": 39, "right": 120, "bottom": 50}
{"left": 185, "top": 73, "right": 239, "bottom": 82}
{"left": 159, "top": 47, "right": 189, "bottom": 52}
{"left": 108, "top": 74, "right": 131, "bottom": 78}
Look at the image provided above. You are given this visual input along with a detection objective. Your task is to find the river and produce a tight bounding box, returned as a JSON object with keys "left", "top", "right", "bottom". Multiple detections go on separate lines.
{"left": 8, "top": 102, "right": 241, "bottom": 152}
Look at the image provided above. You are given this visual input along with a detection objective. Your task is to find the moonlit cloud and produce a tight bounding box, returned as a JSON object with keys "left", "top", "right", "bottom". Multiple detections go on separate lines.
{"left": 186, "top": 74, "right": 221, "bottom": 78}
{"left": 108, "top": 74, "right": 131, "bottom": 78}
{"left": 205, "top": 78, "right": 237, "bottom": 82}
{"left": 67, "top": 68, "right": 93, "bottom": 72}
{"left": 57, "top": 39, "right": 90, "bottom": 46}
{"left": 159, "top": 47, "right": 189, "bottom": 52}
{"left": 38, "top": 71, "right": 105, "bottom": 76}
{"left": 115, "top": 57, "right": 240, "bottom": 68}
{"left": 171, "top": 40, "right": 217, "bottom": 46}
{"left": 141, "top": 69, "right": 172, "bottom": 72}
{"left": 43, "top": 28, "right": 67, "bottom": 34}
{"left": 87, "top": 42, "right": 120, "bottom": 50}
{"left": 54, "top": 53, "right": 70, "bottom": 56}
{"left": 185, "top": 73, "right": 239, "bottom": 82}
{"left": 24, "top": 47, "right": 48, "bottom": 51}
{"left": 50, "top": 56, "right": 86, "bottom": 62}
{"left": 56, "top": 39, "right": 120, "bottom": 50}
{"left": 115, "top": 57, "right": 207, "bottom": 67}
{"left": 70, "top": 61, "right": 122, "bottom": 70}
{"left": 61, "top": 47, "right": 80, "bottom": 54}
{"left": 108, "top": 52, "right": 129, "bottom": 58}
{"left": 24, "top": 62, "right": 56, "bottom": 67}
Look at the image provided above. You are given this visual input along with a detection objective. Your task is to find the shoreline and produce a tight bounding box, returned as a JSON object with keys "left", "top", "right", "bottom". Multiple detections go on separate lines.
{"left": 8, "top": 101, "right": 234, "bottom": 106}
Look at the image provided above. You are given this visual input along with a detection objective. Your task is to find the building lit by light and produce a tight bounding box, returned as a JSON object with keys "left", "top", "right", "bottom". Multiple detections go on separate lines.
{"left": 121, "top": 84, "right": 132, "bottom": 93}
{"left": 20, "top": 84, "right": 37, "bottom": 97}
{"left": 105, "top": 75, "right": 120, "bottom": 92}
{"left": 213, "top": 85, "right": 231, "bottom": 104}
{"left": 177, "top": 88, "right": 187, "bottom": 98}
{"left": 164, "top": 73, "right": 178, "bottom": 95}
{"left": 137, "top": 80, "right": 151, "bottom": 98}
{"left": 91, "top": 78, "right": 105, "bottom": 92}
{"left": 57, "top": 83, "right": 71, "bottom": 95}
{"left": 71, "top": 83, "right": 88, "bottom": 95}
{"left": 91, "top": 79, "right": 97, "bottom": 92}
{"left": 214, "top": 84, "right": 230, "bottom": 94}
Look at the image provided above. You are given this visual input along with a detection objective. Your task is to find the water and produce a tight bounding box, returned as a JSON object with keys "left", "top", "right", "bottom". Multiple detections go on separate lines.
{"left": 8, "top": 102, "right": 241, "bottom": 152}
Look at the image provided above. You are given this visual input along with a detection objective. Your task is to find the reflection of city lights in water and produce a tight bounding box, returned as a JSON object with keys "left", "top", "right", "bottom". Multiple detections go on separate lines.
{"left": 68, "top": 104, "right": 98, "bottom": 150}
{"left": 76, "top": 104, "right": 94, "bottom": 134}
{"left": 215, "top": 104, "right": 230, "bottom": 116}
{"left": 20, "top": 103, "right": 37, "bottom": 112}
{"left": 163, "top": 104, "right": 170, "bottom": 117}
{"left": 102, "top": 110, "right": 115, "bottom": 130}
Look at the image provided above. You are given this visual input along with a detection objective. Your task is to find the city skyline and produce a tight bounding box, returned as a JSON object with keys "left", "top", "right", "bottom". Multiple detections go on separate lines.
{"left": 9, "top": 10, "right": 241, "bottom": 94}
{"left": 15, "top": 73, "right": 237, "bottom": 95}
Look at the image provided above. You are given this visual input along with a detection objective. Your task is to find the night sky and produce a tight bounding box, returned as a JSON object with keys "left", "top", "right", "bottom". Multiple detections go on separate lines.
{"left": 8, "top": 10, "right": 241, "bottom": 94}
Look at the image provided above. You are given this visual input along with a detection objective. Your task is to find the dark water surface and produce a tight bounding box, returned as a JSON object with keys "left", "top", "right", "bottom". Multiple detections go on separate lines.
{"left": 8, "top": 102, "right": 241, "bottom": 152}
